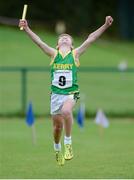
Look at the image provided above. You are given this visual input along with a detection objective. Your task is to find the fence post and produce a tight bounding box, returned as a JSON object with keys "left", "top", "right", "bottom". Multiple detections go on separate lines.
{"left": 21, "top": 68, "right": 27, "bottom": 114}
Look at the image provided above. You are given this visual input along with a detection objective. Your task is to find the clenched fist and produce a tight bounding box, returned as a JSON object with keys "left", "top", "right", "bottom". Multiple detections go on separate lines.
{"left": 19, "top": 19, "right": 28, "bottom": 30}
{"left": 105, "top": 16, "right": 113, "bottom": 27}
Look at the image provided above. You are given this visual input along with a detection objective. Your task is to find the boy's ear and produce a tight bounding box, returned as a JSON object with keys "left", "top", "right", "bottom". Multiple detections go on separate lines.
{"left": 71, "top": 45, "right": 74, "bottom": 50}
{"left": 56, "top": 45, "right": 59, "bottom": 49}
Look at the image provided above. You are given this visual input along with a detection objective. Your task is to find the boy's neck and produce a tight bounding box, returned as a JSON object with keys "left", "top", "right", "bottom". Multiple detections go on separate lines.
{"left": 59, "top": 45, "right": 71, "bottom": 54}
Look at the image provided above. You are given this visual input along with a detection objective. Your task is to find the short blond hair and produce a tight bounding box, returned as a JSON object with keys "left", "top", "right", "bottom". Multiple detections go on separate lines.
{"left": 57, "top": 33, "right": 74, "bottom": 50}
{"left": 58, "top": 33, "right": 73, "bottom": 41}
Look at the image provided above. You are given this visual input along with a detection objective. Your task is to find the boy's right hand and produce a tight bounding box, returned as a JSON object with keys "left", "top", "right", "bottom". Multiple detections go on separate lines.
{"left": 19, "top": 19, "right": 28, "bottom": 30}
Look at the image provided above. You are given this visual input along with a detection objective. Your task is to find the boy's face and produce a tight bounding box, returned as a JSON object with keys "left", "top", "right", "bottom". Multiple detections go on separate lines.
{"left": 58, "top": 35, "right": 73, "bottom": 48}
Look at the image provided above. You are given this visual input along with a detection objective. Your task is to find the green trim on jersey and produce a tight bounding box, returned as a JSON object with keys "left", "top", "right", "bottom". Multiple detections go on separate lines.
{"left": 50, "top": 50, "right": 79, "bottom": 95}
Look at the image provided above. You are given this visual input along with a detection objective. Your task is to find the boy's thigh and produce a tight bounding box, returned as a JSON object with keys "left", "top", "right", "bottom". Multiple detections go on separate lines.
{"left": 61, "top": 98, "right": 76, "bottom": 112}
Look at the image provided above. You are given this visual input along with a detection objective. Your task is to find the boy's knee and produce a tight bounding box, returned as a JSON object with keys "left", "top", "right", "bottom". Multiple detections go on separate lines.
{"left": 54, "top": 124, "right": 63, "bottom": 133}
{"left": 62, "top": 109, "right": 71, "bottom": 117}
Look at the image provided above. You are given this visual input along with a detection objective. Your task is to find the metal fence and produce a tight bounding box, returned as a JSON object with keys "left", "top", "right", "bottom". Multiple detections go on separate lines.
{"left": 0, "top": 66, "right": 134, "bottom": 117}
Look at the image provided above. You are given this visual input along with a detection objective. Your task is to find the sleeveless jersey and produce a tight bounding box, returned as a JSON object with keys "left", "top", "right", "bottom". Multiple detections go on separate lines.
{"left": 50, "top": 50, "right": 79, "bottom": 95}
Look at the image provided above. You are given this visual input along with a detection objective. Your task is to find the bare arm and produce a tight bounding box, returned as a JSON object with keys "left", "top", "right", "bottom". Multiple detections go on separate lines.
{"left": 19, "top": 19, "right": 56, "bottom": 57}
{"left": 75, "top": 16, "right": 113, "bottom": 57}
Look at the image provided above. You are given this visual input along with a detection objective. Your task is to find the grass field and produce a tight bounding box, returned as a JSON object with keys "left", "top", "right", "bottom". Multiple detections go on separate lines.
{"left": 0, "top": 24, "right": 134, "bottom": 179}
{"left": 0, "top": 26, "right": 134, "bottom": 116}
{"left": 0, "top": 118, "right": 134, "bottom": 179}
{"left": 1, "top": 26, "right": 134, "bottom": 67}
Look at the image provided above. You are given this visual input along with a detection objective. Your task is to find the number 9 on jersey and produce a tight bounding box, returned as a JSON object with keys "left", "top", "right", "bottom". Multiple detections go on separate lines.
{"left": 52, "top": 70, "right": 72, "bottom": 89}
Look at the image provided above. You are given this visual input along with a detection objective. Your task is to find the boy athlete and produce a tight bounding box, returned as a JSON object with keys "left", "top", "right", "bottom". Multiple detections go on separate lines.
{"left": 19, "top": 16, "right": 113, "bottom": 166}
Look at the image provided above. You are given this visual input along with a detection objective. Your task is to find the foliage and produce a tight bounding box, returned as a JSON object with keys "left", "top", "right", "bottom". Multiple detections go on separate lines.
{"left": 0, "top": 0, "right": 117, "bottom": 35}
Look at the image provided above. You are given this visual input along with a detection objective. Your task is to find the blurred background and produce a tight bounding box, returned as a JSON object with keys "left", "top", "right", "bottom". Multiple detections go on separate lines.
{"left": 0, "top": 0, "right": 134, "bottom": 179}
{"left": 0, "top": 0, "right": 134, "bottom": 117}
{"left": 0, "top": 0, "right": 134, "bottom": 39}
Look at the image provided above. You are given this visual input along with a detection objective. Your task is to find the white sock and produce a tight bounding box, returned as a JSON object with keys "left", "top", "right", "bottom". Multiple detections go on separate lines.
{"left": 54, "top": 142, "right": 61, "bottom": 151}
{"left": 64, "top": 136, "right": 72, "bottom": 145}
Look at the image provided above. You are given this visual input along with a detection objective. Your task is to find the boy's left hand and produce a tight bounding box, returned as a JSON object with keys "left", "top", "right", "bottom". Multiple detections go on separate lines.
{"left": 105, "top": 16, "right": 113, "bottom": 27}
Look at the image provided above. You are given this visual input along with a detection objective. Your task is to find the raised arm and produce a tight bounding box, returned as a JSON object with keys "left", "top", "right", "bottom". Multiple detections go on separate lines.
{"left": 19, "top": 19, "right": 56, "bottom": 57}
{"left": 75, "top": 16, "right": 113, "bottom": 57}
